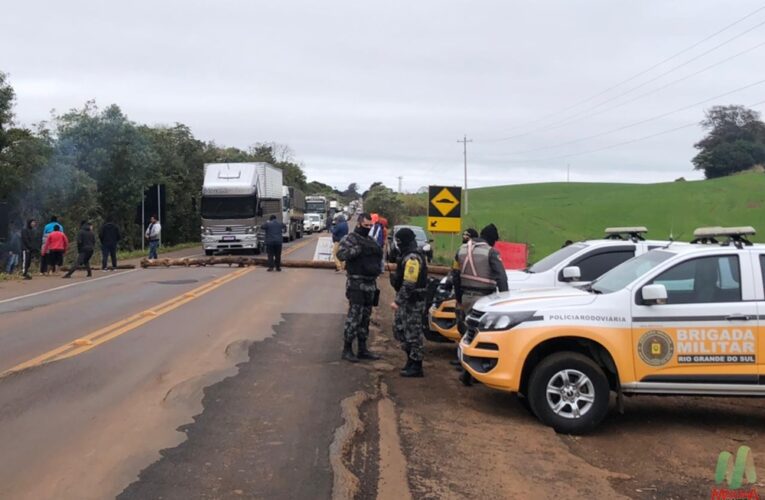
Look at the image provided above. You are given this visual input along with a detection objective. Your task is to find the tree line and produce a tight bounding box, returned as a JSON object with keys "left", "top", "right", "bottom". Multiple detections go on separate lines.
{"left": 0, "top": 71, "right": 354, "bottom": 249}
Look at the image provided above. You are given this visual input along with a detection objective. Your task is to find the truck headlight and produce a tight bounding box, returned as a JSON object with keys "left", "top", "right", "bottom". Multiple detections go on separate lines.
{"left": 478, "top": 310, "right": 536, "bottom": 331}
{"left": 203, "top": 227, "right": 212, "bottom": 235}
{"left": 245, "top": 226, "right": 255, "bottom": 234}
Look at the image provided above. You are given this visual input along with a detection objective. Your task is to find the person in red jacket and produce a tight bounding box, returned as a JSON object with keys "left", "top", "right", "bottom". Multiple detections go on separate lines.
{"left": 42, "top": 225, "right": 68, "bottom": 274}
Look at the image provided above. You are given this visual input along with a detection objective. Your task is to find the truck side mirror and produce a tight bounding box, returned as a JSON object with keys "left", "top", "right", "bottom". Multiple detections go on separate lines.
{"left": 562, "top": 266, "right": 581, "bottom": 281}
{"left": 641, "top": 284, "right": 668, "bottom": 305}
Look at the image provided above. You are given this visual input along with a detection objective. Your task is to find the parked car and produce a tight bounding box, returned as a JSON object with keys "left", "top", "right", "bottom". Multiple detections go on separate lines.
{"left": 304, "top": 214, "right": 323, "bottom": 234}
{"left": 387, "top": 225, "right": 433, "bottom": 262}
{"left": 429, "top": 227, "right": 681, "bottom": 342}
{"left": 459, "top": 226, "right": 765, "bottom": 434}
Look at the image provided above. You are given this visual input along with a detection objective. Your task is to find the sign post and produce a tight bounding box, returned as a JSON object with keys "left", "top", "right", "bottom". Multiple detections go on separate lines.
{"left": 427, "top": 186, "right": 462, "bottom": 233}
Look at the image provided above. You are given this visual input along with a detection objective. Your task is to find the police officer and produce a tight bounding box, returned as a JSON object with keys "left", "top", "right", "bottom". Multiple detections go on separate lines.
{"left": 453, "top": 224, "right": 509, "bottom": 384}
{"left": 390, "top": 227, "right": 428, "bottom": 377}
{"left": 336, "top": 213, "right": 383, "bottom": 363}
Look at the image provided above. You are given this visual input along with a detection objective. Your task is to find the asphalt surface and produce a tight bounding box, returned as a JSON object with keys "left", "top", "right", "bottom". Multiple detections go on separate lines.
{"left": 0, "top": 232, "right": 362, "bottom": 499}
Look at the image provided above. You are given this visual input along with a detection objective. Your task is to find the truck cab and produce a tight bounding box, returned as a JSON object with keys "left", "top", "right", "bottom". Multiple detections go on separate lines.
{"left": 201, "top": 163, "right": 283, "bottom": 255}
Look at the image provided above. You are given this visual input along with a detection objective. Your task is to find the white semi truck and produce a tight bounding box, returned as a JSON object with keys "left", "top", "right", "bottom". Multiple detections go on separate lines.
{"left": 282, "top": 185, "right": 305, "bottom": 242}
{"left": 305, "top": 195, "right": 328, "bottom": 231}
{"left": 201, "top": 162, "right": 283, "bottom": 255}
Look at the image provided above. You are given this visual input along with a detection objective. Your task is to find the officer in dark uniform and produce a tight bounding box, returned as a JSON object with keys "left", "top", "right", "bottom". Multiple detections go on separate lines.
{"left": 336, "top": 212, "right": 383, "bottom": 363}
{"left": 390, "top": 227, "right": 429, "bottom": 377}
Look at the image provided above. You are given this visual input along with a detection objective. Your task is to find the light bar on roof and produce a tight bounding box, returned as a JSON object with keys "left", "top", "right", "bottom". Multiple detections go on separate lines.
{"left": 693, "top": 226, "right": 756, "bottom": 238}
{"left": 604, "top": 226, "right": 648, "bottom": 235}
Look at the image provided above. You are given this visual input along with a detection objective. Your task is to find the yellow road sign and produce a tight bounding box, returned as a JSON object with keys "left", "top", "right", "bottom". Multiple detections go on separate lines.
{"left": 428, "top": 186, "right": 461, "bottom": 233}
{"left": 428, "top": 217, "right": 461, "bottom": 233}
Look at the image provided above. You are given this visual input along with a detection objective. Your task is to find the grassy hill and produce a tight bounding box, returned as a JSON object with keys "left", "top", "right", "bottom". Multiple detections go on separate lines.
{"left": 410, "top": 172, "right": 765, "bottom": 264}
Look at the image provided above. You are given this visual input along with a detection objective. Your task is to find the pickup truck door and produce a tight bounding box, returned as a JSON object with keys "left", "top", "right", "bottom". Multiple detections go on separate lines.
{"left": 631, "top": 253, "right": 759, "bottom": 385}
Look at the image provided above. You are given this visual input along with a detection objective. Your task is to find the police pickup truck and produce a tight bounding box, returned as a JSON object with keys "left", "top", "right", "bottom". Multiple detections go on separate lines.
{"left": 459, "top": 227, "right": 764, "bottom": 434}
{"left": 430, "top": 227, "right": 676, "bottom": 342}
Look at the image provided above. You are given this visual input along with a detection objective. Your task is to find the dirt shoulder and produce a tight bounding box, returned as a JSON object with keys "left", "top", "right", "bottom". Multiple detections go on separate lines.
{"left": 371, "top": 284, "right": 765, "bottom": 499}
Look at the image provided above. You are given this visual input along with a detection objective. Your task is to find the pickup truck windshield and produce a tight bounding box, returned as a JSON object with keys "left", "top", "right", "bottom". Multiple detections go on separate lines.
{"left": 591, "top": 250, "right": 674, "bottom": 294}
{"left": 528, "top": 243, "right": 587, "bottom": 273}
{"left": 201, "top": 195, "right": 255, "bottom": 219}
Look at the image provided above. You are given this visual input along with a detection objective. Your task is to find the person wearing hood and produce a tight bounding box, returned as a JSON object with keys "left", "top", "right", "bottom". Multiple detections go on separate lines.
{"left": 331, "top": 214, "right": 349, "bottom": 272}
{"left": 42, "top": 224, "right": 68, "bottom": 274}
{"left": 64, "top": 221, "right": 95, "bottom": 278}
{"left": 21, "top": 219, "right": 39, "bottom": 280}
{"left": 453, "top": 223, "right": 508, "bottom": 384}
{"left": 40, "top": 216, "right": 64, "bottom": 274}
{"left": 390, "top": 227, "right": 429, "bottom": 377}
{"left": 336, "top": 212, "right": 383, "bottom": 363}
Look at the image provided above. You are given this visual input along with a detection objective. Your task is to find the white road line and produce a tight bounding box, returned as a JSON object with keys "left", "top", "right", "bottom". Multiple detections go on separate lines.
{"left": 0, "top": 269, "right": 139, "bottom": 305}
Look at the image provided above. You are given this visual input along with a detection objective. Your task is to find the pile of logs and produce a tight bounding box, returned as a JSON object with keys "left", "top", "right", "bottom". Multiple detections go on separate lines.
{"left": 140, "top": 256, "right": 451, "bottom": 275}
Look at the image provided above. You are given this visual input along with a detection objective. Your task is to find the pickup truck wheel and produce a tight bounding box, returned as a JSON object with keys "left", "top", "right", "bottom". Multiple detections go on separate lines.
{"left": 528, "top": 352, "right": 609, "bottom": 435}
{"left": 205, "top": 250, "right": 214, "bottom": 256}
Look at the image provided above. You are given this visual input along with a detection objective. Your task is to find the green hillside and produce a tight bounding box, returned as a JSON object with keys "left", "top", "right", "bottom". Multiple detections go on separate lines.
{"left": 411, "top": 172, "right": 765, "bottom": 265}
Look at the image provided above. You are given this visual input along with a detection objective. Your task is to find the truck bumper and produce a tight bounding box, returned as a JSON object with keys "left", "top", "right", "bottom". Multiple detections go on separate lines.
{"left": 202, "top": 235, "right": 259, "bottom": 251}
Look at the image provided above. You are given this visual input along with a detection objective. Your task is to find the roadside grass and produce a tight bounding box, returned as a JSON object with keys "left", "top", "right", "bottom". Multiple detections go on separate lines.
{"left": 410, "top": 172, "right": 765, "bottom": 265}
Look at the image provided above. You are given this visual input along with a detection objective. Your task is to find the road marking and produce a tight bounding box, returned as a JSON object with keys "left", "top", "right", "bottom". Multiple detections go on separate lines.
{"left": 0, "top": 267, "right": 254, "bottom": 379}
{"left": 0, "top": 270, "right": 138, "bottom": 306}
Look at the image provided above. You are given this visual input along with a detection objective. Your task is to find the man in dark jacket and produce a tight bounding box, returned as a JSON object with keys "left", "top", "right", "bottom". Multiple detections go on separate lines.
{"left": 99, "top": 219, "right": 121, "bottom": 270}
{"left": 64, "top": 221, "right": 96, "bottom": 278}
{"left": 336, "top": 212, "right": 383, "bottom": 363}
{"left": 331, "top": 214, "right": 349, "bottom": 272}
{"left": 261, "top": 215, "right": 285, "bottom": 272}
{"left": 21, "top": 219, "right": 39, "bottom": 280}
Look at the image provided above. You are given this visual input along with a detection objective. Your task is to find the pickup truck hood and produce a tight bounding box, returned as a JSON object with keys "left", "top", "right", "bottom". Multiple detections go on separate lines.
{"left": 505, "top": 270, "right": 532, "bottom": 283}
{"left": 473, "top": 287, "right": 596, "bottom": 313}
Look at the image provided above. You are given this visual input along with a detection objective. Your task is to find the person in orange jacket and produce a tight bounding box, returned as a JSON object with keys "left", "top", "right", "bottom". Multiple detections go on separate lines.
{"left": 42, "top": 224, "right": 68, "bottom": 274}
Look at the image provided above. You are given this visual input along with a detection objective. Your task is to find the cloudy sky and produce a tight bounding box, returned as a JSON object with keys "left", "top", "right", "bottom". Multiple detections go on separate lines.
{"left": 3, "top": 0, "right": 764, "bottom": 192}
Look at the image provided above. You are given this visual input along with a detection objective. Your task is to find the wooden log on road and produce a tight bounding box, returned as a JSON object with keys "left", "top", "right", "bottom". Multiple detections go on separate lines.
{"left": 140, "top": 256, "right": 451, "bottom": 275}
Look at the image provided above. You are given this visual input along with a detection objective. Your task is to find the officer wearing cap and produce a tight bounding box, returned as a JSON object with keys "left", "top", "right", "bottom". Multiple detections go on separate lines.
{"left": 390, "top": 227, "right": 429, "bottom": 377}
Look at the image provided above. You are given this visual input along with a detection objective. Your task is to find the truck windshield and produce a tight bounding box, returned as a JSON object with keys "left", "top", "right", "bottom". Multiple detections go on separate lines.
{"left": 283, "top": 196, "right": 290, "bottom": 211}
{"left": 306, "top": 202, "right": 325, "bottom": 213}
{"left": 591, "top": 250, "right": 674, "bottom": 294}
{"left": 201, "top": 195, "right": 255, "bottom": 219}
{"left": 528, "top": 243, "right": 587, "bottom": 273}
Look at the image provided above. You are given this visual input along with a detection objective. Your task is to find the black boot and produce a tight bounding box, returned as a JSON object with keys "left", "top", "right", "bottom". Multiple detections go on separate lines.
{"left": 459, "top": 369, "right": 473, "bottom": 386}
{"left": 400, "top": 358, "right": 413, "bottom": 375}
{"left": 357, "top": 340, "right": 381, "bottom": 361}
{"left": 400, "top": 359, "right": 424, "bottom": 378}
{"left": 342, "top": 341, "right": 359, "bottom": 363}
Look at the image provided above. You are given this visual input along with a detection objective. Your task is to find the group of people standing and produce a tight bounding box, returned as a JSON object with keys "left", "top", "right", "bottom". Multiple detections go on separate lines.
{"left": 335, "top": 212, "right": 508, "bottom": 380}
{"left": 3, "top": 215, "right": 163, "bottom": 280}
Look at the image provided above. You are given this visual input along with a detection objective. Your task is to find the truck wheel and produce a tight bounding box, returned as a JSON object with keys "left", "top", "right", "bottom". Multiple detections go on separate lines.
{"left": 528, "top": 352, "right": 610, "bottom": 435}
{"left": 205, "top": 250, "right": 214, "bottom": 256}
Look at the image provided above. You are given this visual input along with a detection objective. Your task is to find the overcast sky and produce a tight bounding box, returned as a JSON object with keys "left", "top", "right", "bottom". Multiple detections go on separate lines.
{"left": 3, "top": 0, "right": 764, "bottom": 192}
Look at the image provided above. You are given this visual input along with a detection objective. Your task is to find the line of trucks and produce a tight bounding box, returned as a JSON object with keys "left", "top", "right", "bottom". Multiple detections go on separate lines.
{"left": 200, "top": 162, "right": 339, "bottom": 255}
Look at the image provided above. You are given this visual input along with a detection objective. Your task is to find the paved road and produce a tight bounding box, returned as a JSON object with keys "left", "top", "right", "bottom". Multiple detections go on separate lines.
{"left": 0, "top": 233, "right": 369, "bottom": 499}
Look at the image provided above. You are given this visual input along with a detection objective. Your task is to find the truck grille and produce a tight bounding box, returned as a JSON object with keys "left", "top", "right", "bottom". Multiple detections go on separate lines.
{"left": 463, "top": 309, "right": 484, "bottom": 345}
{"left": 208, "top": 225, "right": 248, "bottom": 235}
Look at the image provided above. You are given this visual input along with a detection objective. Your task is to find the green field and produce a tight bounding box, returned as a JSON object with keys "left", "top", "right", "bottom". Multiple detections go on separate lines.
{"left": 411, "top": 172, "right": 765, "bottom": 265}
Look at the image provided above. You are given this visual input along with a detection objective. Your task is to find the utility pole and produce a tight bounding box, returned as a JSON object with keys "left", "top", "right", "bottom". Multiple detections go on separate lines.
{"left": 397, "top": 176, "right": 403, "bottom": 193}
{"left": 458, "top": 134, "right": 472, "bottom": 215}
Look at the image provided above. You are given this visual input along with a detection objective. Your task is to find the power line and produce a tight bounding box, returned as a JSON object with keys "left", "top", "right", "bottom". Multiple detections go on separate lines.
{"left": 502, "top": 77, "right": 765, "bottom": 156}
{"left": 488, "top": 7, "right": 765, "bottom": 142}
{"left": 513, "top": 98, "right": 765, "bottom": 163}
{"left": 487, "top": 38, "right": 765, "bottom": 144}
